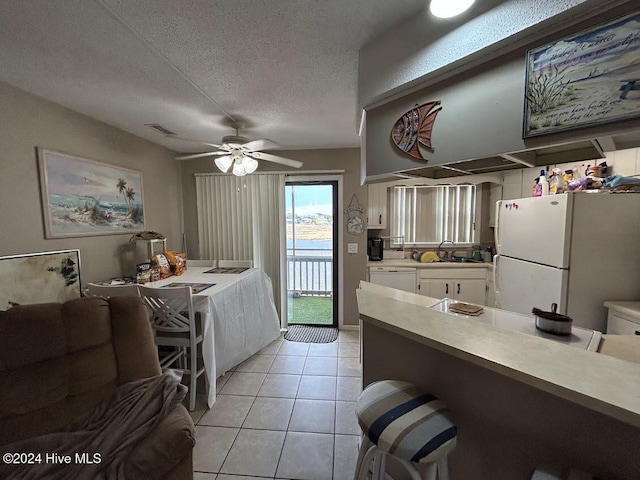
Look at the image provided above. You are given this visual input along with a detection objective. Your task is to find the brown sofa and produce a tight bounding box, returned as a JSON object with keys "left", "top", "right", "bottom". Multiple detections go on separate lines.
{"left": 0, "top": 296, "right": 195, "bottom": 479}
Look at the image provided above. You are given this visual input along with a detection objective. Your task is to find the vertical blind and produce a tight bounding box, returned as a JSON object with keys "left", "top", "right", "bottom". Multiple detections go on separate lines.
{"left": 195, "top": 174, "right": 286, "bottom": 319}
{"left": 391, "top": 184, "right": 476, "bottom": 244}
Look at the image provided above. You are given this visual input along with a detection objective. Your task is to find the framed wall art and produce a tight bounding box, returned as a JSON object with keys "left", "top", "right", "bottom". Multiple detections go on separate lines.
{"left": 0, "top": 249, "right": 81, "bottom": 310}
{"left": 524, "top": 10, "right": 640, "bottom": 137}
{"left": 37, "top": 148, "right": 145, "bottom": 238}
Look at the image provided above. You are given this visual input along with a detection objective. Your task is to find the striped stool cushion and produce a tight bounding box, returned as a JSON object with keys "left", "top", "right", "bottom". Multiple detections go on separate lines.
{"left": 356, "top": 380, "right": 457, "bottom": 464}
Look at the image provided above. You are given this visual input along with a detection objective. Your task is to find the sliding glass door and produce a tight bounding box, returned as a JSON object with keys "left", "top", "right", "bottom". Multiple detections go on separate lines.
{"left": 285, "top": 181, "right": 338, "bottom": 327}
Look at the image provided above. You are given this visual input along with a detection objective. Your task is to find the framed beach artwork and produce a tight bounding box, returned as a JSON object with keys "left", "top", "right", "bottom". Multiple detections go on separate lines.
{"left": 524, "top": 11, "right": 640, "bottom": 137}
{"left": 37, "top": 148, "right": 145, "bottom": 238}
{"left": 0, "top": 250, "right": 81, "bottom": 310}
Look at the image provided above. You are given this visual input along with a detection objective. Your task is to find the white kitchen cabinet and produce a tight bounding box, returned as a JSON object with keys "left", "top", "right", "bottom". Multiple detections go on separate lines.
{"left": 367, "top": 183, "right": 388, "bottom": 229}
{"left": 419, "top": 279, "right": 486, "bottom": 304}
{"left": 417, "top": 268, "right": 487, "bottom": 305}
{"left": 368, "top": 267, "right": 417, "bottom": 294}
{"left": 603, "top": 301, "right": 640, "bottom": 335}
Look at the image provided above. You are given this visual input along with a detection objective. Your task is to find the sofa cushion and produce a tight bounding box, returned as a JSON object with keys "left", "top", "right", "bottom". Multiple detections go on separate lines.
{"left": 63, "top": 297, "right": 113, "bottom": 352}
{"left": 109, "top": 296, "right": 162, "bottom": 383}
{"left": 0, "top": 303, "right": 66, "bottom": 370}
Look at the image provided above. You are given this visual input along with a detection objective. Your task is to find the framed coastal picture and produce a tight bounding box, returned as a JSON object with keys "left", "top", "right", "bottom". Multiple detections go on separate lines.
{"left": 0, "top": 250, "right": 81, "bottom": 310}
{"left": 524, "top": 11, "right": 640, "bottom": 137}
{"left": 37, "top": 148, "right": 145, "bottom": 238}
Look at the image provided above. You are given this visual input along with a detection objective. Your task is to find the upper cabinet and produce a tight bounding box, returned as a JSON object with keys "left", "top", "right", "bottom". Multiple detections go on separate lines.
{"left": 367, "top": 183, "right": 387, "bottom": 229}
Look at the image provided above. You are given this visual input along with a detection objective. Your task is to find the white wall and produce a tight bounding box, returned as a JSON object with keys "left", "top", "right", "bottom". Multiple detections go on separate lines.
{"left": 359, "top": 0, "right": 606, "bottom": 108}
{"left": 0, "top": 81, "right": 183, "bottom": 284}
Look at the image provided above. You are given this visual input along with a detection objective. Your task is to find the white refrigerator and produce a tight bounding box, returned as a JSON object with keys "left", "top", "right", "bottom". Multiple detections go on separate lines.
{"left": 494, "top": 193, "right": 640, "bottom": 332}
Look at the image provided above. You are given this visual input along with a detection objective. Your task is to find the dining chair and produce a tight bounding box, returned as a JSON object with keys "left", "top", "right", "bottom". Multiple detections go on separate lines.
{"left": 186, "top": 259, "right": 217, "bottom": 267}
{"left": 217, "top": 259, "right": 253, "bottom": 268}
{"left": 138, "top": 285, "right": 205, "bottom": 411}
{"left": 85, "top": 283, "right": 140, "bottom": 298}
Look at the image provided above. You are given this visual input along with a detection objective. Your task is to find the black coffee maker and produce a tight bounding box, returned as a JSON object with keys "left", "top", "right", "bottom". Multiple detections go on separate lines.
{"left": 367, "top": 238, "right": 384, "bottom": 261}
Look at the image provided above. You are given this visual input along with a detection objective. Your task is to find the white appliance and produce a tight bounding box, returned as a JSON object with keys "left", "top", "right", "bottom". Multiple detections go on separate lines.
{"left": 494, "top": 193, "right": 640, "bottom": 332}
{"left": 369, "top": 266, "right": 417, "bottom": 293}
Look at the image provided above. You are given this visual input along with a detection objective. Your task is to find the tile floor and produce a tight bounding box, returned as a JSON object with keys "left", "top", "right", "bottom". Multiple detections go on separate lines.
{"left": 189, "top": 328, "right": 363, "bottom": 480}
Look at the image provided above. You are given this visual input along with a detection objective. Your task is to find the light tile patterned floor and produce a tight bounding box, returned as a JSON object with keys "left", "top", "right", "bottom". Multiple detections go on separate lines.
{"left": 190, "top": 328, "right": 362, "bottom": 480}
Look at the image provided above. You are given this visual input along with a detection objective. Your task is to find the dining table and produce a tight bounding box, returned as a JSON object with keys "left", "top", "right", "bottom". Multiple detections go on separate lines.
{"left": 147, "top": 266, "right": 281, "bottom": 407}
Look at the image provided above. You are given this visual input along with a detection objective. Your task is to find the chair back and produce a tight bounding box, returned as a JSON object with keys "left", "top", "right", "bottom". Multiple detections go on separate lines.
{"left": 138, "top": 285, "right": 195, "bottom": 334}
{"left": 86, "top": 283, "right": 140, "bottom": 298}
{"left": 217, "top": 259, "right": 253, "bottom": 268}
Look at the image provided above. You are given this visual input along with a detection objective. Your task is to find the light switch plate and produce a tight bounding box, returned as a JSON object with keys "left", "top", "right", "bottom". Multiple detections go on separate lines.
{"left": 348, "top": 243, "right": 358, "bottom": 254}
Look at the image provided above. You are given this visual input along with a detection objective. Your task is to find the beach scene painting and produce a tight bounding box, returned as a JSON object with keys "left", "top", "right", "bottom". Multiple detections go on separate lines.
{"left": 524, "top": 11, "right": 640, "bottom": 137}
{"left": 38, "top": 148, "right": 145, "bottom": 238}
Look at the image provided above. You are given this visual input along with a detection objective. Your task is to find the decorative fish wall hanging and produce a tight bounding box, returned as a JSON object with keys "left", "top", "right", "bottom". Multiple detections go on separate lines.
{"left": 391, "top": 101, "right": 442, "bottom": 160}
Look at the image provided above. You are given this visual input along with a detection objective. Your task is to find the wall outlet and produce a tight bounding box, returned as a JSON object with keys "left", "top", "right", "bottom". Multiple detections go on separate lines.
{"left": 348, "top": 243, "right": 358, "bottom": 254}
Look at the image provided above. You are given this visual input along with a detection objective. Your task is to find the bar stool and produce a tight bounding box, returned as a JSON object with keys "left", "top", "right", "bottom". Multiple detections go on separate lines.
{"left": 354, "top": 380, "right": 457, "bottom": 480}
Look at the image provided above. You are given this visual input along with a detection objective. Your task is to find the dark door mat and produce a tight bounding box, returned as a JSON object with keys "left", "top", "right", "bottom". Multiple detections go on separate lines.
{"left": 284, "top": 325, "right": 338, "bottom": 343}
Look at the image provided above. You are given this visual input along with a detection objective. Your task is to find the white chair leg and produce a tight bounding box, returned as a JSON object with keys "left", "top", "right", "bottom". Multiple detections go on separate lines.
{"left": 189, "top": 346, "right": 197, "bottom": 411}
{"left": 354, "top": 435, "right": 373, "bottom": 480}
{"left": 423, "top": 462, "right": 438, "bottom": 480}
{"left": 436, "top": 456, "right": 450, "bottom": 480}
{"left": 356, "top": 445, "right": 379, "bottom": 480}
{"left": 372, "top": 450, "right": 386, "bottom": 480}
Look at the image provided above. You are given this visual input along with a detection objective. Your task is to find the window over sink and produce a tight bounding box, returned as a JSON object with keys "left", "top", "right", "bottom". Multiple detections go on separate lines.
{"left": 390, "top": 185, "right": 476, "bottom": 246}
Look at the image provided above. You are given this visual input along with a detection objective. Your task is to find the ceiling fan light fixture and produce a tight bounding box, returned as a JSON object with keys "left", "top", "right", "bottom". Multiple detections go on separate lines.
{"left": 429, "top": 0, "right": 475, "bottom": 18}
{"left": 242, "top": 156, "right": 259, "bottom": 174}
{"left": 232, "top": 161, "right": 248, "bottom": 176}
{"left": 214, "top": 155, "right": 233, "bottom": 173}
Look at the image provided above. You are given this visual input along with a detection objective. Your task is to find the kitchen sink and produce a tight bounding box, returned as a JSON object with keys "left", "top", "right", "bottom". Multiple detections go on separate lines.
{"left": 439, "top": 257, "right": 484, "bottom": 263}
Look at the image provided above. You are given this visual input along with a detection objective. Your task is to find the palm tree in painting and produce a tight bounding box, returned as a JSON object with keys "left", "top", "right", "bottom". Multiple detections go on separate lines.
{"left": 117, "top": 178, "right": 127, "bottom": 198}
{"left": 116, "top": 178, "right": 129, "bottom": 211}
{"left": 125, "top": 187, "right": 136, "bottom": 214}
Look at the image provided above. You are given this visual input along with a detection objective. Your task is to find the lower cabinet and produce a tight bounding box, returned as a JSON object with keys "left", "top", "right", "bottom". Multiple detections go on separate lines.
{"left": 418, "top": 268, "right": 487, "bottom": 306}
{"left": 604, "top": 302, "right": 640, "bottom": 335}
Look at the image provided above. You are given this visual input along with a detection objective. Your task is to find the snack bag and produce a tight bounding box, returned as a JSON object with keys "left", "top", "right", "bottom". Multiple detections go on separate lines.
{"left": 151, "top": 253, "right": 172, "bottom": 279}
{"left": 136, "top": 262, "right": 153, "bottom": 284}
{"left": 164, "top": 250, "right": 187, "bottom": 276}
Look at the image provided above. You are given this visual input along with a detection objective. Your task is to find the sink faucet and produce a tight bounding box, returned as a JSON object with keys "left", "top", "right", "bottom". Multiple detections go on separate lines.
{"left": 437, "top": 240, "right": 455, "bottom": 260}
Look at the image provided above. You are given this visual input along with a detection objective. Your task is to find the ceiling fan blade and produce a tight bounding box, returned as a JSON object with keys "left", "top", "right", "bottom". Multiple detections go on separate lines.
{"left": 175, "top": 151, "right": 228, "bottom": 160}
{"left": 174, "top": 136, "right": 223, "bottom": 149}
{"left": 247, "top": 151, "right": 303, "bottom": 168}
{"left": 242, "top": 139, "right": 280, "bottom": 152}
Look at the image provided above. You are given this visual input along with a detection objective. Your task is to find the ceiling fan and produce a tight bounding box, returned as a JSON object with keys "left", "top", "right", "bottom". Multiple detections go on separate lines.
{"left": 175, "top": 124, "right": 303, "bottom": 176}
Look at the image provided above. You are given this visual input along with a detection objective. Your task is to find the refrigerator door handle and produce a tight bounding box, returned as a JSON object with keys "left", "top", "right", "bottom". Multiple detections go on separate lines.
{"left": 493, "top": 254, "right": 500, "bottom": 308}
{"left": 494, "top": 200, "right": 502, "bottom": 254}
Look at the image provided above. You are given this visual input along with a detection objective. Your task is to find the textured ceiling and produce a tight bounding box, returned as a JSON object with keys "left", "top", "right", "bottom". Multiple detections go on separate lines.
{"left": 0, "top": 0, "right": 433, "bottom": 153}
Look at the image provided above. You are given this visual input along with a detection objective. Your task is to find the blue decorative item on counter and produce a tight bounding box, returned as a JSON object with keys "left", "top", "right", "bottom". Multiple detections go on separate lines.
{"left": 600, "top": 175, "right": 640, "bottom": 187}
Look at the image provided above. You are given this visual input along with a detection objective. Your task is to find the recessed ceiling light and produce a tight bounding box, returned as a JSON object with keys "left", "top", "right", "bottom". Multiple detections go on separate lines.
{"left": 429, "top": 0, "right": 475, "bottom": 19}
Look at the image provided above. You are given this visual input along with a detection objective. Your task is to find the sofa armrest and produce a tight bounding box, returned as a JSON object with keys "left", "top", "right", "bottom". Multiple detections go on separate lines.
{"left": 124, "top": 404, "right": 195, "bottom": 479}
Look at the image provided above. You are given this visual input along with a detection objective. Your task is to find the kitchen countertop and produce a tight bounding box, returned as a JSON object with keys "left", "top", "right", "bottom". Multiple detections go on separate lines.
{"left": 603, "top": 301, "right": 640, "bottom": 321}
{"left": 357, "top": 281, "right": 640, "bottom": 428}
{"left": 367, "top": 258, "right": 492, "bottom": 269}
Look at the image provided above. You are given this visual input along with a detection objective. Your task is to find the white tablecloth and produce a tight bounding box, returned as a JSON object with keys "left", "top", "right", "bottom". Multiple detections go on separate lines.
{"left": 148, "top": 267, "right": 281, "bottom": 407}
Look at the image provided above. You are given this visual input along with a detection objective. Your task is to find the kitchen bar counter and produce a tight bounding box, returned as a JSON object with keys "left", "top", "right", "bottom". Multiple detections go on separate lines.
{"left": 357, "top": 282, "right": 640, "bottom": 479}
